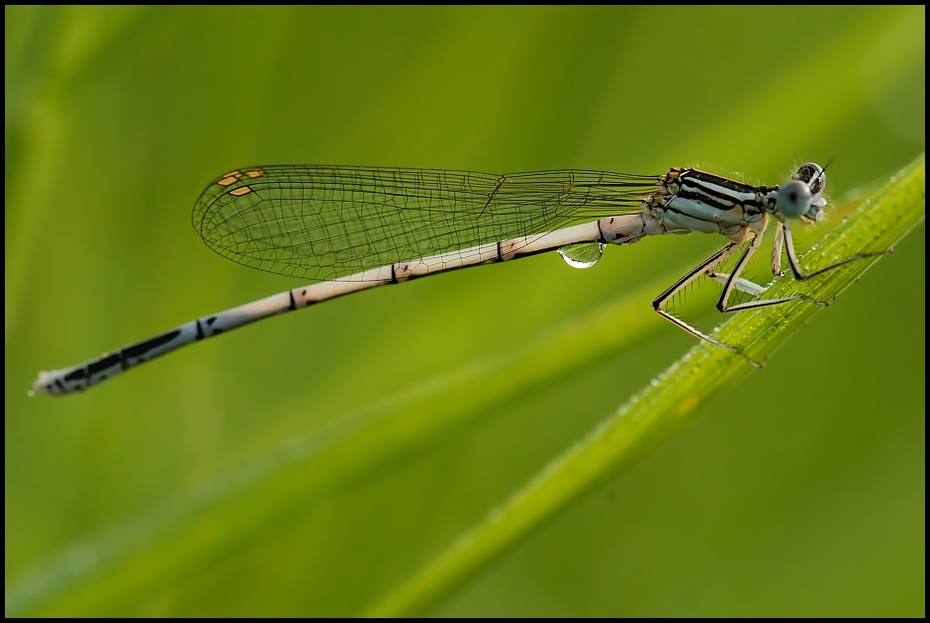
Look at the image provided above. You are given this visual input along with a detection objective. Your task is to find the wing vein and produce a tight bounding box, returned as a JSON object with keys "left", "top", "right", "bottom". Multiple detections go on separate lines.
{"left": 192, "top": 166, "right": 659, "bottom": 281}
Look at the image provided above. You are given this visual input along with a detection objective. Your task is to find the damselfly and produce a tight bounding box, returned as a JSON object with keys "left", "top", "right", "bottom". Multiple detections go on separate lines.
{"left": 32, "top": 162, "right": 882, "bottom": 395}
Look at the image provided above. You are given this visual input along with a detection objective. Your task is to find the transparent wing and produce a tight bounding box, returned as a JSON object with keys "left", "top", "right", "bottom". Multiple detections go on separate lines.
{"left": 193, "top": 165, "right": 659, "bottom": 281}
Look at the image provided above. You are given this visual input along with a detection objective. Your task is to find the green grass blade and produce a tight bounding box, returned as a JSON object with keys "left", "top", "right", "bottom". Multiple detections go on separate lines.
{"left": 365, "top": 153, "right": 925, "bottom": 617}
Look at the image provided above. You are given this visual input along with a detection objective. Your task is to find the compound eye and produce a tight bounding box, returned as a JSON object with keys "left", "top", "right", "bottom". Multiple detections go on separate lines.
{"left": 777, "top": 180, "right": 813, "bottom": 219}
{"left": 794, "top": 162, "right": 826, "bottom": 195}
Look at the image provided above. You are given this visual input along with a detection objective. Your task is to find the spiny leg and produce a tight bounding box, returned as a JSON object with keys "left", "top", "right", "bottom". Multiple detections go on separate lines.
{"left": 713, "top": 230, "right": 808, "bottom": 314}
{"left": 706, "top": 272, "right": 766, "bottom": 297}
{"left": 653, "top": 236, "right": 801, "bottom": 368}
{"left": 771, "top": 220, "right": 786, "bottom": 276}
{"left": 781, "top": 219, "right": 893, "bottom": 290}
{"left": 651, "top": 242, "right": 759, "bottom": 361}
{"left": 651, "top": 216, "right": 893, "bottom": 366}
{"left": 724, "top": 218, "right": 895, "bottom": 315}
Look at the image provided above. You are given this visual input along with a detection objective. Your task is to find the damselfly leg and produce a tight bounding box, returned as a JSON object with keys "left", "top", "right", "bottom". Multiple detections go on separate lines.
{"left": 652, "top": 215, "right": 892, "bottom": 366}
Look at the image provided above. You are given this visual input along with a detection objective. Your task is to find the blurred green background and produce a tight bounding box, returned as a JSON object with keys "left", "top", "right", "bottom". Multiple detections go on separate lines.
{"left": 5, "top": 6, "right": 924, "bottom": 616}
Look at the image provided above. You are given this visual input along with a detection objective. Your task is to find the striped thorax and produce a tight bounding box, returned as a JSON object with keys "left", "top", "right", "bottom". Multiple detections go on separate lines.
{"left": 646, "top": 163, "right": 827, "bottom": 242}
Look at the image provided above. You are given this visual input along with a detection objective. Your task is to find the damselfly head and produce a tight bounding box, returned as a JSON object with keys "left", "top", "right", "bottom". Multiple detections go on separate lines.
{"left": 778, "top": 162, "right": 827, "bottom": 222}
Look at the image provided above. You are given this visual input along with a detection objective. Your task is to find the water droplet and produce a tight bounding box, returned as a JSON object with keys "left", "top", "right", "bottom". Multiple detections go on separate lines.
{"left": 559, "top": 243, "right": 605, "bottom": 269}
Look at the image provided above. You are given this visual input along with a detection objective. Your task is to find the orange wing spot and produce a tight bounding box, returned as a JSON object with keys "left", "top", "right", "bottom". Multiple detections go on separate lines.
{"left": 218, "top": 171, "right": 242, "bottom": 186}
{"left": 245, "top": 168, "right": 265, "bottom": 178}
{"left": 229, "top": 186, "right": 253, "bottom": 197}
